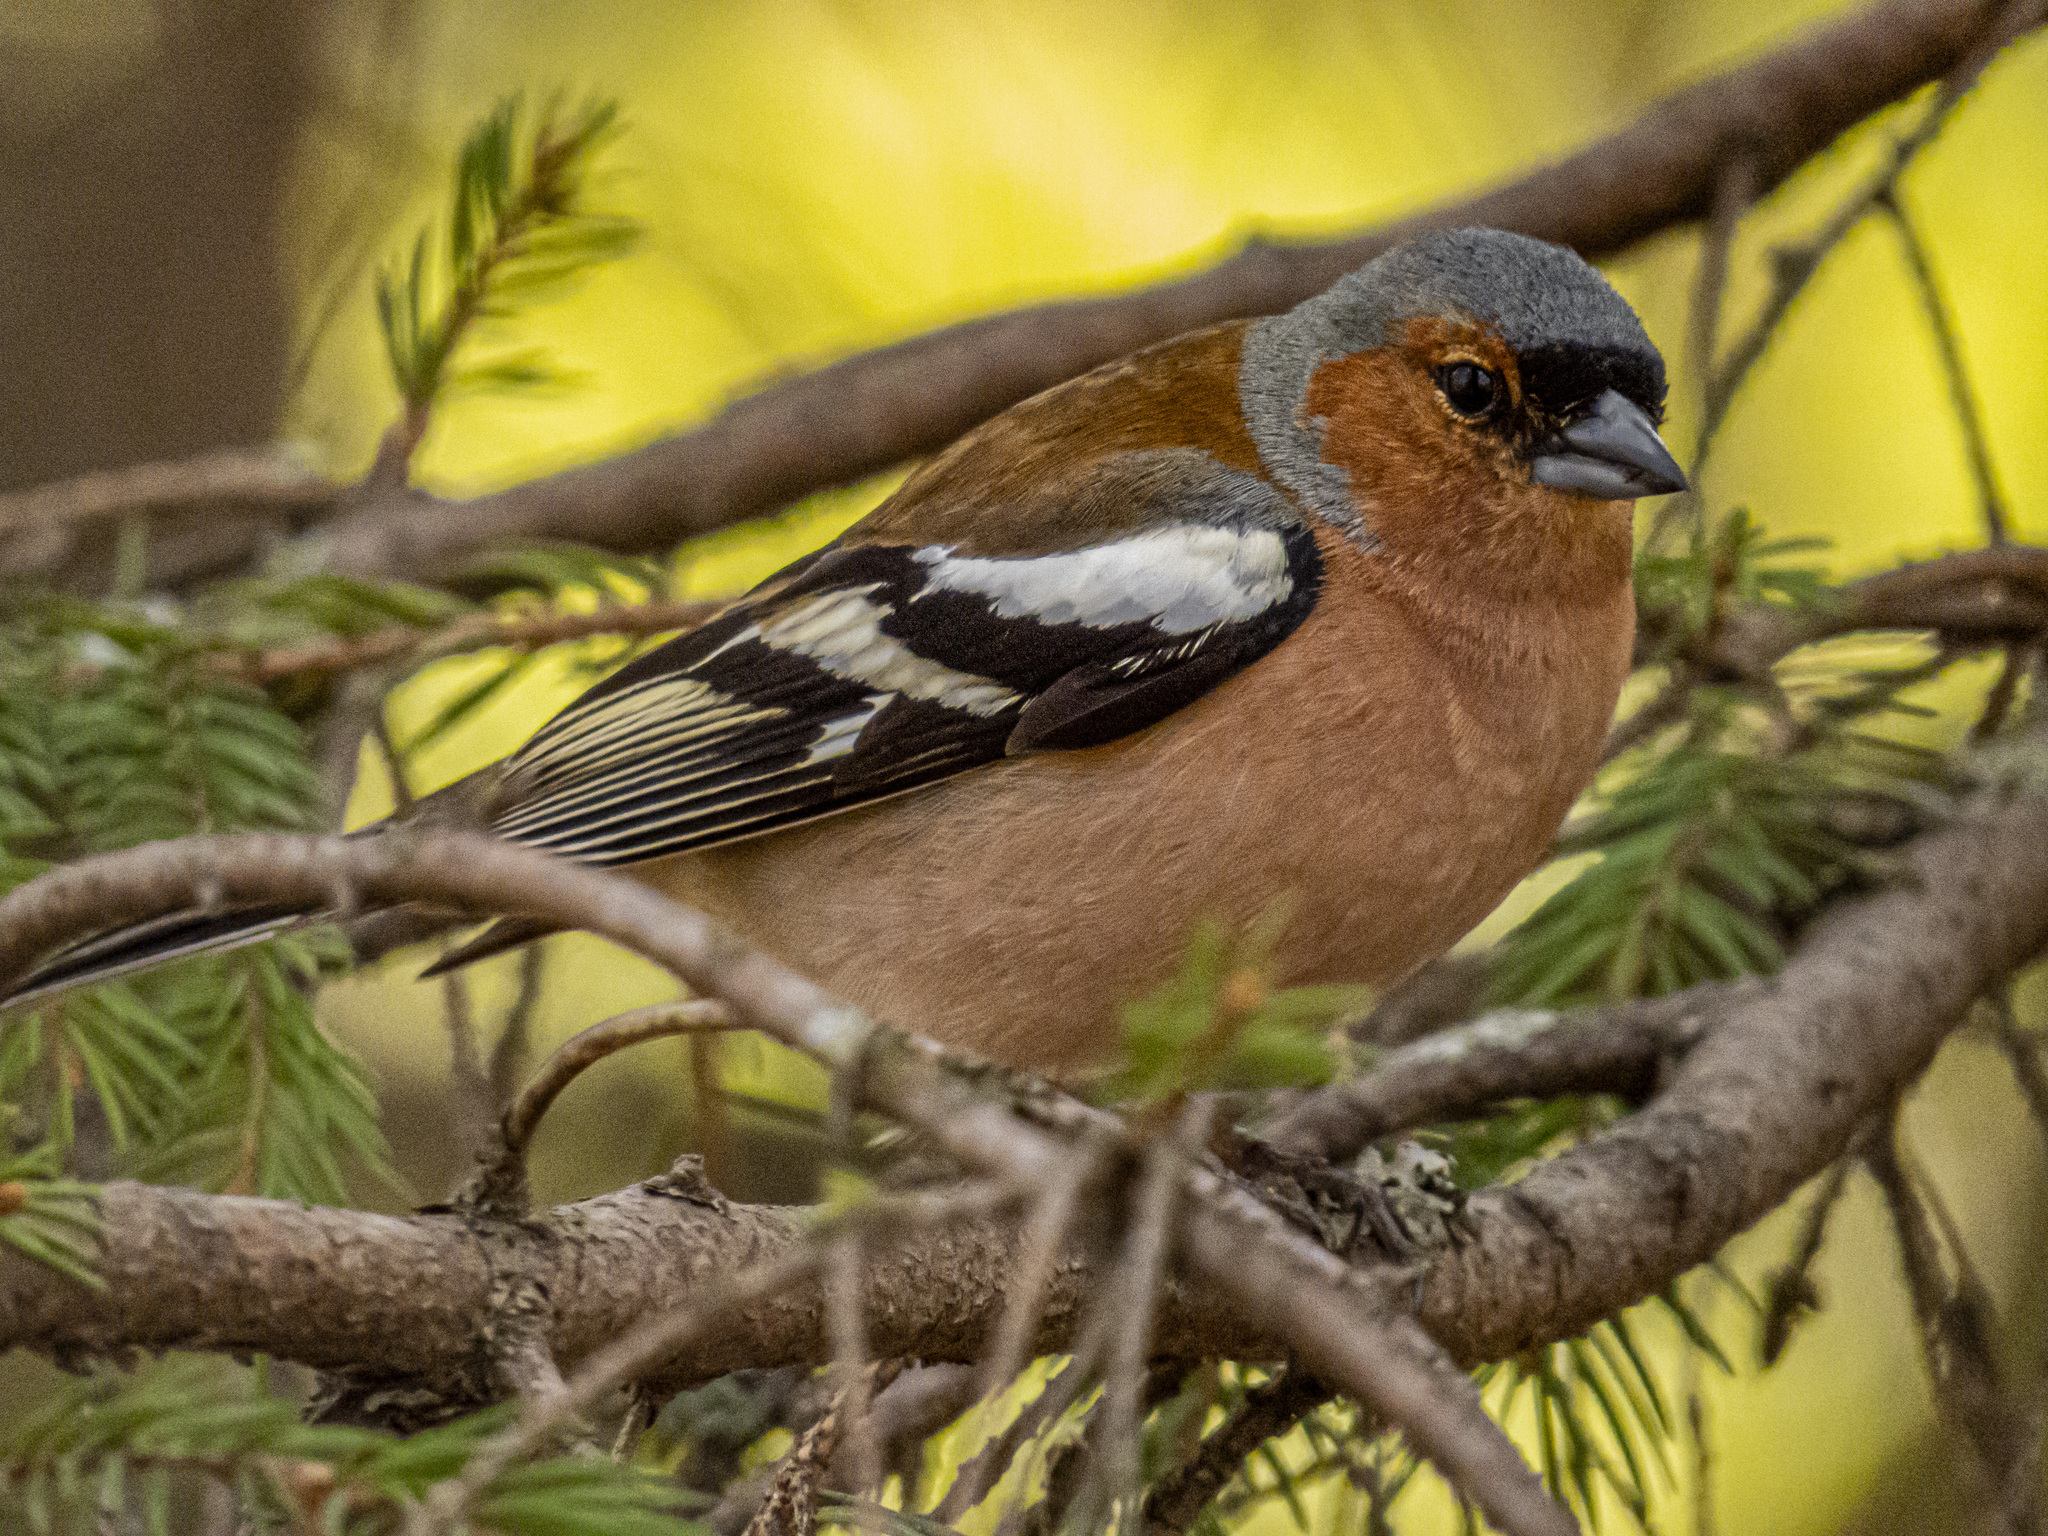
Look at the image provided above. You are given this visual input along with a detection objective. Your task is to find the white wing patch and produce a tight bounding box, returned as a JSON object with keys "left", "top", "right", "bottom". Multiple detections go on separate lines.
{"left": 759, "top": 586, "right": 1019, "bottom": 718}
{"left": 911, "top": 525, "right": 1293, "bottom": 636}
{"left": 803, "top": 694, "right": 891, "bottom": 765}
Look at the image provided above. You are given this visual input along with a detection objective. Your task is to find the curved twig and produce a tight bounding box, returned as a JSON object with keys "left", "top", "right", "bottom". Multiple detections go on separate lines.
{"left": 502, "top": 1000, "right": 739, "bottom": 1163}
{"left": 1262, "top": 987, "right": 1744, "bottom": 1166}
{"left": 461, "top": 999, "right": 741, "bottom": 1216}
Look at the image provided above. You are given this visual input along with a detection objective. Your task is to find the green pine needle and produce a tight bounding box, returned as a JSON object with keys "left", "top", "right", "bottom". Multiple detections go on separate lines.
{"left": 0, "top": 1358, "right": 702, "bottom": 1535}
{"left": 376, "top": 94, "right": 641, "bottom": 417}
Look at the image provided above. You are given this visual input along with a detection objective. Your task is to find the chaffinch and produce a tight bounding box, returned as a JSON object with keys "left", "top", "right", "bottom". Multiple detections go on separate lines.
{"left": 10, "top": 228, "right": 1684, "bottom": 1072}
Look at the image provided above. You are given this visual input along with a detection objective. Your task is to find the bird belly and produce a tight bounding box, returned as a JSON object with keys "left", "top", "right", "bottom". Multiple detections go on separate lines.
{"left": 640, "top": 583, "right": 1631, "bottom": 1073}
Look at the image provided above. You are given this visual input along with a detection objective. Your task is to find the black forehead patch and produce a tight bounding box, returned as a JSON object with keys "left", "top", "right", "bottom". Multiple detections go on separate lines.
{"left": 1516, "top": 342, "right": 1667, "bottom": 422}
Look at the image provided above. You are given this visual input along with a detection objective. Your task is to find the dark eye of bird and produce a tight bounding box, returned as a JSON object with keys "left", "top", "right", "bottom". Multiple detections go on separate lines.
{"left": 1434, "top": 362, "right": 1501, "bottom": 419}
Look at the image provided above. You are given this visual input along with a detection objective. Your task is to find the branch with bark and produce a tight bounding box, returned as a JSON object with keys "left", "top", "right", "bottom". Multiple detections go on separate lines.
{"left": 0, "top": 0, "right": 2033, "bottom": 594}
{"left": 1, "top": 708, "right": 2045, "bottom": 1526}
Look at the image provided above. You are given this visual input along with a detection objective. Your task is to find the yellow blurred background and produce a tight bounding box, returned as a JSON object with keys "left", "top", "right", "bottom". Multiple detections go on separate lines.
{"left": 9, "top": 1, "right": 2048, "bottom": 1529}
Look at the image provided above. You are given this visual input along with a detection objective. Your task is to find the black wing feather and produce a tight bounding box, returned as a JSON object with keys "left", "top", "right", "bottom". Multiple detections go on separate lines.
{"left": 1, "top": 453, "right": 1324, "bottom": 1007}
{"left": 482, "top": 510, "right": 1322, "bottom": 864}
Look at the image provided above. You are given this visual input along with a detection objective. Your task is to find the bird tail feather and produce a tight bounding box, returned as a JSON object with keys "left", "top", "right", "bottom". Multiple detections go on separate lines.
{"left": 0, "top": 903, "right": 314, "bottom": 1009}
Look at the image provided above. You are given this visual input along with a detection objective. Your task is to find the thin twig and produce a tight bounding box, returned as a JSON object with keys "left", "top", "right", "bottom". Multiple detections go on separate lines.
{"left": 0, "top": 449, "right": 333, "bottom": 543}
{"left": 440, "top": 972, "right": 496, "bottom": 1172}
{"left": 1988, "top": 990, "right": 2048, "bottom": 1167}
{"left": 464, "top": 998, "right": 738, "bottom": 1218}
{"left": 1760, "top": 1154, "right": 1854, "bottom": 1367}
{"left": 502, "top": 1000, "right": 739, "bottom": 1160}
{"left": 245, "top": 599, "right": 722, "bottom": 685}
{"left": 1863, "top": 1116, "right": 2026, "bottom": 1500}
{"left": 1085, "top": 1098, "right": 1216, "bottom": 1535}
{"left": 1972, "top": 645, "right": 2033, "bottom": 743}
{"left": 973, "top": 1129, "right": 1113, "bottom": 1405}
{"left": 1599, "top": 666, "right": 1695, "bottom": 765}
{"left": 1689, "top": 153, "right": 1757, "bottom": 411}
{"left": 1263, "top": 987, "right": 1733, "bottom": 1165}
{"left": 1687, "top": 1388, "right": 1716, "bottom": 1536}
{"left": 1875, "top": 184, "right": 2012, "bottom": 544}
{"left": 932, "top": 1352, "right": 1101, "bottom": 1526}
{"left": 487, "top": 943, "right": 548, "bottom": 1109}
{"left": 1644, "top": 149, "right": 1758, "bottom": 554}
{"left": 823, "top": 1230, "right": 879, "bottom": 1499}
{"left": 1694, "top": 3, "right": 2036, "bottom": 470}
{"left": 692, "top": 1033, "right": 733, "bottom": 1194}
{"left": 1699, "top": 543, "right": 2048, "bottom": 678}
{"left": 1142, "top": 1370, "right": 1330, "bottom": 1536}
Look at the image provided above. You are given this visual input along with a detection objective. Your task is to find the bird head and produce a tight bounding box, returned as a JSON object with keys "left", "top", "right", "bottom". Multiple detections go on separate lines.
{"left": 1238, "top": 227, "right": 1685, "bottom": 554}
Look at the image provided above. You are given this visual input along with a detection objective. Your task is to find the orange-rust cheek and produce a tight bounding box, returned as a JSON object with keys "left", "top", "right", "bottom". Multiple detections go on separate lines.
{"left": 1305, "top": 351, "right": 1500, "bottom": 548}
{"left": 1304, "top": 350, "right": 1632, "bottom": 605}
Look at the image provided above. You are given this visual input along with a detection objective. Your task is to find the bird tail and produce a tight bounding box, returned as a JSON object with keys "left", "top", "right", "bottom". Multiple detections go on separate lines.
{"left": 0, "top": 902, "right": 317, "bottom": 1010}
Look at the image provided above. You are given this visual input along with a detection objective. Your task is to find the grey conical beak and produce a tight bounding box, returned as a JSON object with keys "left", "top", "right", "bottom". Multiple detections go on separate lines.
{"left": 1529, "top": 389, "right": 1688, "bottom": 499}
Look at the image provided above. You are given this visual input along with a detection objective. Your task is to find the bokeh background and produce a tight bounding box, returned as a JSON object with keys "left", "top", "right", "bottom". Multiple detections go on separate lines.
{"left": 4, "top": 2, "right": 2047, "bottom": 1530}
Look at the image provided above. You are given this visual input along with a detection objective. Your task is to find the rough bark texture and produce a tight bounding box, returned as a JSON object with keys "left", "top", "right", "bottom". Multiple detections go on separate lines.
{"left": 1, "top": 772, "right": 2041, "bottom": 1395}
{"left": 1417, "top": 778, "right": 2048, "bottom": 1364}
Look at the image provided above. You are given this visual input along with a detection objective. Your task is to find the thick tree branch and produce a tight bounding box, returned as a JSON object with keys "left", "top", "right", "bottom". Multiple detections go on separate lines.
{"left": 0, "top": 1173, "right": 1191, "bottom": 1401}
{"left": 0, "top": 744, "right": 2041, "bottom": 1522}
{"left": 0, "top": 834, "right": 1564, "bottom": 1531}
{"left": 0, "top": 0, "right": 2031, "bottom": 592}
{"left": 1410, "top": 770, "right": 2048, "bottom": 1364}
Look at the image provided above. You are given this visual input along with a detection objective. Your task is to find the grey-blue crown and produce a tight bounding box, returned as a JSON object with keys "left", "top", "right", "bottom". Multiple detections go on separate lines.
{"left": 1334, "top": 228, "right": 1655, "bottom": 368}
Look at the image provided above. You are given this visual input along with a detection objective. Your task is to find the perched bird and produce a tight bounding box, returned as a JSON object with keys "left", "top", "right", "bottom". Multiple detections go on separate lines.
{"left": 8, "top": 228, "right": 1683, "bottom": 1072}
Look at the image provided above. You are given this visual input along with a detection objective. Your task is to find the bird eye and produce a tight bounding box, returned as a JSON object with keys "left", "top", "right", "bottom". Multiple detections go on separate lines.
{"left": 1434, "top": 362, "right": 1501, "bottom": 418}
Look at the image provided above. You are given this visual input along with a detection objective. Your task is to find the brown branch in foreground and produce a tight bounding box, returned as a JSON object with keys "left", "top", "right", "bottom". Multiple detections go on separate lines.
{"left": 0, "top": 832, "right": 1572, "bottom": 1535}
{"left": 5, "top": 759, "right": 2048, "bottom": 1527}
{"left": 0, "top": 0, "right": 2030, "bottom": 592}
